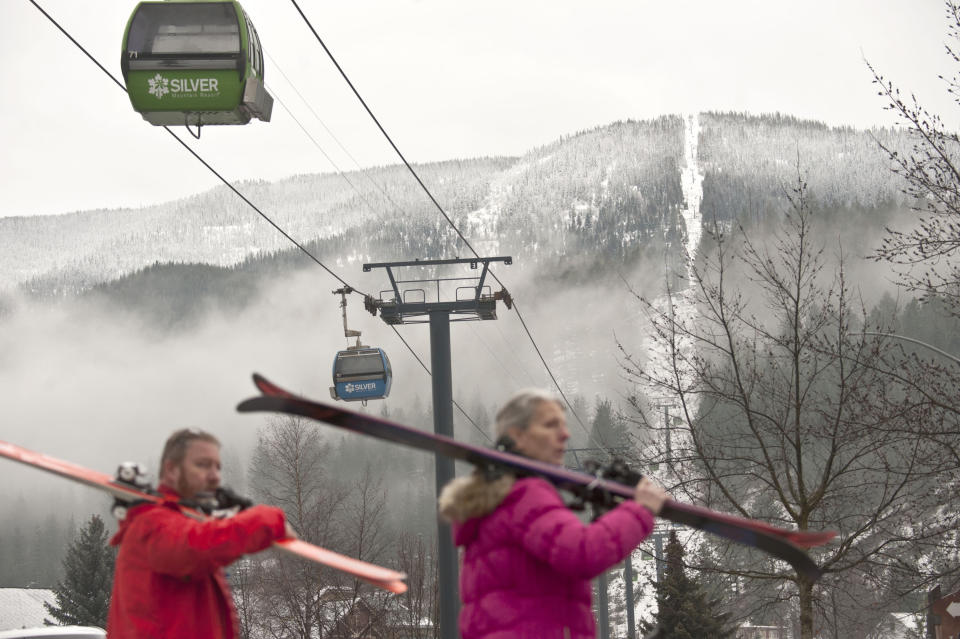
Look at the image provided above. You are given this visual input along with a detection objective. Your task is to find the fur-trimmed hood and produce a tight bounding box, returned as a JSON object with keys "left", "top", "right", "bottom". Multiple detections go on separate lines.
{"left": 437, "top": 471, "right": 515, "bottom": 524}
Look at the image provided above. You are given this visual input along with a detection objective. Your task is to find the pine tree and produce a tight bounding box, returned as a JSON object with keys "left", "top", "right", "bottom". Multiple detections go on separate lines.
{"left": 588, "top": 397, "right": 631, "bottom": 454}
{"left": 642, "top": 531, "right": 734, "bottom": 638}
{"left": 44, "top": 514, "right": 115, "bottom": 628}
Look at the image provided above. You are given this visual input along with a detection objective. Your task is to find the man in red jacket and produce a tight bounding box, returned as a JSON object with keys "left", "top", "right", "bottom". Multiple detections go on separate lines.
{"left": 106, "top": 428, "right": 293, "bottom": 638}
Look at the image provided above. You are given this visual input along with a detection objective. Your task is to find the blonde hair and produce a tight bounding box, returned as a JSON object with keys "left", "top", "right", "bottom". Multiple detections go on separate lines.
{"left": 494, "top": 388, "right": 564, "bottom": 439}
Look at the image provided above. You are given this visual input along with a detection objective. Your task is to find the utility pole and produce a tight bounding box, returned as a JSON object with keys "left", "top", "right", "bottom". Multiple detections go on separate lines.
{"left": 624, "top": 552, "right": 636, "bottom": 638}
{"left": 663, "top": 404, "right": 671, "bottom": 460}
{"left": 597, "top": 571, "right": 610, "bottom": 639}
{"left": 363, "top": 256, "right": 512, "bottom": 639}
{"left": 651, "top": 401, "right": 679, "bottom": 466}
{"left": 568, "top": 445, "right": 638, "bottom": 638}
{"left": 652, "top": 528, "right": 667, "bottom": 585}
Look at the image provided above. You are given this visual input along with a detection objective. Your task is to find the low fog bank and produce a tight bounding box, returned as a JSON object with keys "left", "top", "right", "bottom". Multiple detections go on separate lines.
{"left": 0, "top": 207, "right": 926, "bottom": 526}
{"left": 0, "top": 256, "right": 665, "bottom": 504}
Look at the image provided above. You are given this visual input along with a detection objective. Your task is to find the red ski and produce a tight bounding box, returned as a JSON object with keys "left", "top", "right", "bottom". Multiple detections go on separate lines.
{"left": 239, "top": 373, "right": 836, "bottom": 582}
{"left": 0, "top": 440, "right": 407, "bottom": 594}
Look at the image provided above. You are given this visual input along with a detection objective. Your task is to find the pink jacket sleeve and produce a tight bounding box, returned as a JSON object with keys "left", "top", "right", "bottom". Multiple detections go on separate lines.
{"left": 513, "top": 477, "right": 654, "bottom": 579}
{"left": 134, "top": 504, "right": 286, "bottom": 578}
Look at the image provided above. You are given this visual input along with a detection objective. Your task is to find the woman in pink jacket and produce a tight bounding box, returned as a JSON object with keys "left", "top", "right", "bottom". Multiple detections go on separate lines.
{"left": 439, "top": 389, "right": 668, "bottom": 639}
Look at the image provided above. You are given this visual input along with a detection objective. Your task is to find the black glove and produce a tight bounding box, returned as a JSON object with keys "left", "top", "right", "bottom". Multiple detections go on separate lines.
{"left": 215, "top": 486, "right": 253, "bottom": 511}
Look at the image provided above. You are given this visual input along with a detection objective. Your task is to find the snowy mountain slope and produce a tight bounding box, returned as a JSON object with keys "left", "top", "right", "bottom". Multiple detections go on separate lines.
{"left": 1, "top": 113, "right": 911, "bottom": 303}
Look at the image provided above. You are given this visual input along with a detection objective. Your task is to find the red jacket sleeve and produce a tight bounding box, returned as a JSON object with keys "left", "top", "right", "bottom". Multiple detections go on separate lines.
{"left": 131, "top": 504, "right": 286, "bottom": 578}
{"left": 514, "top": 478, "right": 654, "bottom": 579}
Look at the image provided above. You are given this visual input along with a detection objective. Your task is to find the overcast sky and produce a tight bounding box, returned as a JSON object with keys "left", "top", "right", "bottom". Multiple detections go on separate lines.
{"left": 0, "top": 0, "right": 954, "bottom": 218}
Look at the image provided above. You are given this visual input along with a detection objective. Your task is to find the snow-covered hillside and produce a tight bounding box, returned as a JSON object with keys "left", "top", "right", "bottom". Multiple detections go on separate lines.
{"left": 1, "top": 113, "right": 909, "bottom": 299}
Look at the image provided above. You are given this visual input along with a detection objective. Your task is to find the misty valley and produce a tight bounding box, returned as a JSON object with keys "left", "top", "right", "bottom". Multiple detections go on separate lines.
{"left": 1, "top": 111, "right": 959, "bottom": 638}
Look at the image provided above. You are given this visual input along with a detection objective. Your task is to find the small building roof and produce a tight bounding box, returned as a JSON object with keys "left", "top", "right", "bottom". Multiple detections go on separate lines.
{"left": 889, "top": 612, "right": 919, "bottom": 631}
{"left": 0, "top": 589, "right": 55, "bottom": 631}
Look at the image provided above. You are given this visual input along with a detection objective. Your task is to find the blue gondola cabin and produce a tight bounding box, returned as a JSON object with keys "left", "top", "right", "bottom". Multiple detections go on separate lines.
{"left": 331, "top": 348, "right": 392, "bottom": 402}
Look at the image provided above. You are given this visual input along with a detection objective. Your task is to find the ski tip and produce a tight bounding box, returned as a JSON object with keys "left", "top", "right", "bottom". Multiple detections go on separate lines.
{"left": 236, "top": 398, "right": 260, "bottom": 413}
{"left": 378, "top": 579, "right": 408, "bottom": 595}
{"left": 790, "top": 530, "right": 838, "bottom": 548}
{"left": 250, "top": 373, "right": 296, "bottom": 399}
{"left": 361, "top": 572, "right": 409, "bottom": 594}
{"left": 358, "top": 576, "right": 408, "bottom": 594}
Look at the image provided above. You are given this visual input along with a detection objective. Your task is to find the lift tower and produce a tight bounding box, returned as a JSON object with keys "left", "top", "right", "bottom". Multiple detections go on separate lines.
{"left": 362, "top": 256, "right": 513, "bottom": 639}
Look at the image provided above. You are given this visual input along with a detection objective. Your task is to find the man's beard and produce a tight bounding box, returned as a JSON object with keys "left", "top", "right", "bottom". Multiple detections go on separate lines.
{"left": 175, "top": 471, "right": 215, "bottom": 499}
{"left": 175, "top": 474, "right": 193, "bottom": 499}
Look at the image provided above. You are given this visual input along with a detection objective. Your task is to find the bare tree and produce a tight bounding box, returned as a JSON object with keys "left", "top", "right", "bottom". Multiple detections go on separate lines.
{"left": 245, "top": 415, "right": 349, "bottom": 639}
{"left": 393, "top": 530, "right": 438, "bottom": 639}
{"left": 230, "top": 558, "right": 258, "bottom": 639}
{"left": 223, "top": 414, "right": 450, "bottom": 638}
{"left": 621, "top": 175, "right": 958, "bottom": 639}
{"left": 329, "top": 462, "right": 398, "bottom": 638}
{"left": 345, "top": 463, "right": 392, "bottom": 569}
{"left": 865, "top": 2, "right": 960, "bottom": 605}
{"left": 868, "top": 0, "right": 960, "bottom": 316}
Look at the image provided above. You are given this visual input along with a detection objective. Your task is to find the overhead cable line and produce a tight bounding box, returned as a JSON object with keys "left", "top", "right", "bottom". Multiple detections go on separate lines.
{"left": 288, "top": 0, "right": 479, "bottom": 256}
{"left": 26, "top": 0, "right": 490, "bottom": 440}
{"left": 267, "top": 85, "right": 389, "bottom": 224}
{"left": 289, "top": 0, "right": 601, "bottom": 448}
{"left": 388, "top": 326, "right": 490, "bottom": 441}
{"left": 470, "top": 327, "right": 527, "bottom": 390}
{"left": 494, "top": 322, "right": 540, "bottom": 386}
{"left": 266, "top": 52, "right": 413, "bottom": 219}
{"left": 266, "top": 89, "right": 494, "bottom": 441}
{"left": 26, "top": 0, "right": 355, "bottom": 293}
{"left": 165, "top": 128, "right": 358, "bottom": 290}
{"left": 267, "top": 70, "right": 529, "bottom": 441}
{"left": 269, "top": 87, "right": 494, "bottom": 440}
{"left": 269, "top": 54, "right": 526, "bottom": 404}
{"left": 860, "top": 332, "right": 960, "bottom": 366}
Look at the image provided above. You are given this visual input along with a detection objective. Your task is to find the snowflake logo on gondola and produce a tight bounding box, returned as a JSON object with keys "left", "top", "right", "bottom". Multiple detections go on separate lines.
{"left": 344, "top": 383, "right": 356, "bottom": 393}
{"left": 147, "top": 74, "right": 169, "bottom": 99}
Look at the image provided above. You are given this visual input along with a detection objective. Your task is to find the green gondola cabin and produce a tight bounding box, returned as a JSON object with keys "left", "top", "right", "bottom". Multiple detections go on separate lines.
{"left": 121, "top": 0, "right": 272, "bottom": 128}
